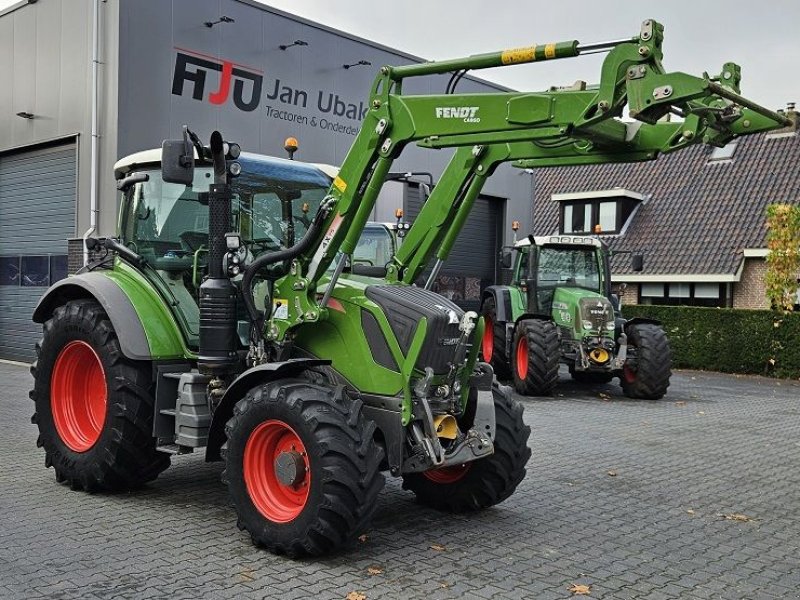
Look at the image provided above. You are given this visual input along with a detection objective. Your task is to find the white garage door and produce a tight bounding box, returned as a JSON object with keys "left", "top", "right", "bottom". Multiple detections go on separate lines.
{"left": 0, "top": 142, "right": 76, "bottom": 361}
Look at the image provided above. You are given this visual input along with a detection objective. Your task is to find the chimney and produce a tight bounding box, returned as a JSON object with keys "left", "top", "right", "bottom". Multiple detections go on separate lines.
{"left": 774, "top": 102, "right": 797, "bottom": 133}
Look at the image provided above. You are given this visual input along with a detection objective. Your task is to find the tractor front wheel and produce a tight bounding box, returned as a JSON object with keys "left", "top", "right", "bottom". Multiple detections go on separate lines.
{"left": 223, "top": 379, "right": 385, "bottom": 556}
{"left": 511, "top": 319, "right": 560, "bottom": 396}
{"left": 620, "top": 323, "right": 672, "bottom": 399}
{"left": 402, "top": 384, "right": 530, "bottom": 511}
{"left": 480, "top": 297, "right": 510, "bottom": 379}
{"left": 30, "top": 299, "right": 170, "bottom": 491}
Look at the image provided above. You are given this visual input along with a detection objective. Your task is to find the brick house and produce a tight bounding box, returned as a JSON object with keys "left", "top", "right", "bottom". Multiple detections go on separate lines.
{"left": 528, "top": 110, "right": 799, "bottom": 309}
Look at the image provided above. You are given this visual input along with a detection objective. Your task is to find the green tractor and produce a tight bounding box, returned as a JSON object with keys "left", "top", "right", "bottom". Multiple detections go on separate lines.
{"left": 481, "top": 234, "right": 671, "bottom": 398}
{"left": 29, "top": 19, "right": 788, "bottom": 556}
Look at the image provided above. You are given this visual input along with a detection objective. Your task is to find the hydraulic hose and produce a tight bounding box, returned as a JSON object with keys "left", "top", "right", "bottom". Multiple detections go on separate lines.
{"left": 241, "top": 201, "right": 331, "bottom": 337}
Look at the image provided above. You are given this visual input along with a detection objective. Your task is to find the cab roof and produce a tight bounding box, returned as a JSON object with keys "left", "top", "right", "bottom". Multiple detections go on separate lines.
{"left": 514, "top": 235, "right": 603, "bottom": 249}
{"left": 113, "top": 148, "right": 336, "bottom": 181}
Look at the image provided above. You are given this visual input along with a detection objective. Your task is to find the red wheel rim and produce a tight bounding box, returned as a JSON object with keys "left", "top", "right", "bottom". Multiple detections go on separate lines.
{"left": 50, "top": 340, "right": 107, "bottom": 453}
{"left": 244, "top": 420, "right": 310, "bottom": 523}
{"left": 516, "top": 336, "right": 529, "bottom": 380}
{"left": 623, "top": 364, "right": 636, "bottom": 383}
{"left": 423, "top": 463, "right": 471, "bottom": 484}
{"left": 482, "top": 316, "right": 494, "bottom": 362}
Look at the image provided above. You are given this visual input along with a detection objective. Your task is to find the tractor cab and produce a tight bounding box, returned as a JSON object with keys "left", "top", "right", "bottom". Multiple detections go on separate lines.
{"left": 113, "top": 149, "right": 333, "bottom": 349}
{"left": 511, "top": 236, "right": 612, "bottom": 316}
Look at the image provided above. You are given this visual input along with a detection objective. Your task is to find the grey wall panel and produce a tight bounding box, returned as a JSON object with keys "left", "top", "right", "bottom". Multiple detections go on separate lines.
{"left": 0, "top": 142, "right": 76, "bottom": 361}
{"left": 115, "top": 0, "right": 532, "bottom": 236}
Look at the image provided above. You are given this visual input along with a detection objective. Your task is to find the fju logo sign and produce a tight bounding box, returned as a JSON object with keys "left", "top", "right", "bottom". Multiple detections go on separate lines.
{"left": 171, "top": 47, "right": 263, "bottom": 112}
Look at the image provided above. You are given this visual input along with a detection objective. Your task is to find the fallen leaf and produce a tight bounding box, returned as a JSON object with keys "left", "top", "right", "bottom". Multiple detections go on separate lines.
{"left": 346, "top": 593, "right": 366, "bottom": 600}
{"left": 598, "top": 392, "right": 610, "bottom": 401}
{"left": 675, "top": 401, "right": 686, "bottom": 406}
{"left": 358, "top": 534, "right": 368, "bottom": 543}
{"left": 687, "top": 509, "right": 695, "bottom": 516}
{"left": 439, "top": 582, "right": 451, "bottom": 589}
{"left": 720, "top": 513, "right": 753, "bottom": 522}
{"left": 607, "top": 470, "right": 617, "bottom": 477}
{"left": 568, "top": 583, "right": 591, "bottom": 595}
{"left": 366, "top": 567, "right": 383, "bottom": 576}
{"left": 238, "top": 569, "right": 255, "bottom": 582}
{"left": 430, "top": 544, "right": 447, "bottom": 551}
{"left": 697, "top": 411, "right": 705, "bottom": 415}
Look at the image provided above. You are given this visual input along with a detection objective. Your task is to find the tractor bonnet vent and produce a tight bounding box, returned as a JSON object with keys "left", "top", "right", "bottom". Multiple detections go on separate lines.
{"left": 365, "top": 285, "right": 464, "bottom": 374}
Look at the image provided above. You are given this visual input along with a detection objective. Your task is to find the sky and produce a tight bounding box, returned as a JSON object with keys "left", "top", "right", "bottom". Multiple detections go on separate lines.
{"left": 1, "top": 0, "right": 797, "bottom": 111}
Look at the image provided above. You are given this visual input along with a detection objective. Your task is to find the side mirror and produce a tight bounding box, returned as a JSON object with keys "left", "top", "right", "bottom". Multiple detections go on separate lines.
{"left": 161, "top": 127, "right": 194, "bottom": 185}
{"left": 631, "top": 254, "right": 644, "bottom": 272}
{"left": 500, "top": 251, "right": 513, "bottom": 269}
{"left": 419, "top": 182, "right": 431, "bottom": 202}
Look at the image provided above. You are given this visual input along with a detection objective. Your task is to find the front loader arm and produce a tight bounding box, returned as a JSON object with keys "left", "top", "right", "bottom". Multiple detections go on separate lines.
{"left": 265, "top": 18, "right": 789, "bottom": 343}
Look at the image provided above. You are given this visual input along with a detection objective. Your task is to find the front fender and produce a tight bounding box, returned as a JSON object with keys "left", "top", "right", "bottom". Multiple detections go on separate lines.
{"left": 205, "top": 358, "right": 331, "bottom": 461}
{"left": 32, "top": 269, "right": 187, "bottom": 361}
{"left": 624, "top": 316, "right": 662, "bottom": 331}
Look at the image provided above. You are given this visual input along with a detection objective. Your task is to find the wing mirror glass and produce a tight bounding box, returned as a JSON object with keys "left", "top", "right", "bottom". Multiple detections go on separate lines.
{"left": 500, "top": 251, "right": 513, "bottom": 269}
{"left": 161, "top": 128, "right": 194, "bottom": 186}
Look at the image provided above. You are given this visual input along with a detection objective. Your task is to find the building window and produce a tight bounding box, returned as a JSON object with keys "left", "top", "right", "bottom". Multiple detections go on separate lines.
{"left": 558, "top": 193, "right": 640, "bottom": 235}
{"left": 709, "top": 141, "right": 738, "bottom": 162}
{"left": 598, "top": 201, "right": 617, "bottom": 232}
{"left": 639, "top": 282, "right": 725, "bottom": 307}
{"left": 0, "top": 255, "right": 68, "bottom": 287}
{"left": 0, "top": 257, "right": 20, "bottom": 286}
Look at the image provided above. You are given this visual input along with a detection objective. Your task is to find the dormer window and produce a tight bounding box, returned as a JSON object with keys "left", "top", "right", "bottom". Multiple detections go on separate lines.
{"left": 554, "top": 188, "right": 643, "bottom": 235}
{"left": 708, "top": 141, "right": 738, "bottom": 162}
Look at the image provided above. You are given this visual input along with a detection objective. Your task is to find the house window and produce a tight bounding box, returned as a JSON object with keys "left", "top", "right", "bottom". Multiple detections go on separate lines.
{"left": 563, "top": 202, "right": 593, "bottom": 234}
{"left": 639, "top": 282, "right": 725, "bottom": 307}
{"left": 598, "top": 201, "right": 616, "bottom": 232}
{"left": 709, "top": 141, "right": 738, "bottom": 162}
{"left": 558, "top": 193, "right": 640, "bottom": 235}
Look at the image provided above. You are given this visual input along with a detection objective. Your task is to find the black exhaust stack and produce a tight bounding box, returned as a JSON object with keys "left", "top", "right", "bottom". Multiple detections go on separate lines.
{"left": 198, "top": 131, "right": 238, "bottom": 375}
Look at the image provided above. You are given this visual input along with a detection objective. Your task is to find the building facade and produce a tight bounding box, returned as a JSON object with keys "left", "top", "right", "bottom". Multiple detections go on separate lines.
{"left": 0, "top": 0, "right": 533, "bottom": 360}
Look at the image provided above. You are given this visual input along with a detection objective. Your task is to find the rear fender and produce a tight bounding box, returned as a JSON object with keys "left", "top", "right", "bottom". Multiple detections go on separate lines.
{"left": 32, "top": 272, "right": 185, "bottom": 360}
{"left": 205, "top": 359, "right": 331, "bottom": 461}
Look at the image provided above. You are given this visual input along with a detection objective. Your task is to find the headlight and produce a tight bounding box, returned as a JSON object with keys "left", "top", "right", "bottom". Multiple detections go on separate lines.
{"left": 605, "top": 322, "right": 615, "bottom": 330}
{"left": 582, "top": 320, "right": 594, "bottom": 330}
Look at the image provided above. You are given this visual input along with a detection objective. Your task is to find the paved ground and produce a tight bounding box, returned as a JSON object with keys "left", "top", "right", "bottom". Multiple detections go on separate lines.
{"left": 1, "top": 361, "right": 799, "bottom": 600}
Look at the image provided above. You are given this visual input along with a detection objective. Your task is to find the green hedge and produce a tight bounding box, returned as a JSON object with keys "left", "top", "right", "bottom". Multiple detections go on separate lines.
{"left": 621, "top": 305, "right": 800, "bottom": 379}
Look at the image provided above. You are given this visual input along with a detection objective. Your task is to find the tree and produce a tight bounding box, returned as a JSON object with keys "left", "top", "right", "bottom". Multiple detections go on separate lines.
{"left": 765, "top": 204, "right": 800, "bottom": 312}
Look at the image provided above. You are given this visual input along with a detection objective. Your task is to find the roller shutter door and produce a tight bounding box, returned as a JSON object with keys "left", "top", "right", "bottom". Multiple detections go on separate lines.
{"left": 0, "top": 142, "right": 76, "bottom": 361}
{"left": 406, "top": 184, "right": 502, "bottom": 312}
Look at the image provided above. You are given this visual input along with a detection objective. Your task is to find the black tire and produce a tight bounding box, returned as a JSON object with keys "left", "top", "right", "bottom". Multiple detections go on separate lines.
{"left": 480, "top": 296, "right": 511, "bottom": 379}
{"left": 402, "top": 384, "right": 530, "bottom": 511}
{"left": 223, "top": 379, "right": 385, "bottom": 557}
{"left": 511, "top": 319, "right": 560, "bottom": 396}
{"left": 620, "top": 323, "right": 672, "bottom": 399}
{"left": 30, "top": 299, "right": 170, "bottom": 491}
{"left": 570, "top": 367, "right": 614, "bottom": 384}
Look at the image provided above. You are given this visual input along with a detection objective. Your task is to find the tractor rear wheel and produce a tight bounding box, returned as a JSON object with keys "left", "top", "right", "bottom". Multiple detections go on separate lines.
{"left": 30, "top": 299, "right": 170, "bottom": 491}
{"left": 511, "top": 319, "right": 560, "bottom": 396}
{"left": 402, "top": 384, "right": 530, "bottom": 511}
{"left": 480, "top": 297, "right": 510, "bottom": 379}
{"left": 223, "top": 379, "right": 385, "bottom": 556}
{"left": 621, "top": 323, "right": 672, "bottom": 399}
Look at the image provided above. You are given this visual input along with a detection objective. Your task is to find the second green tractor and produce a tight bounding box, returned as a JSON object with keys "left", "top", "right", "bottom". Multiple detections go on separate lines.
{"left": 481, "top": 235, "right": 671, "bottom": 398}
